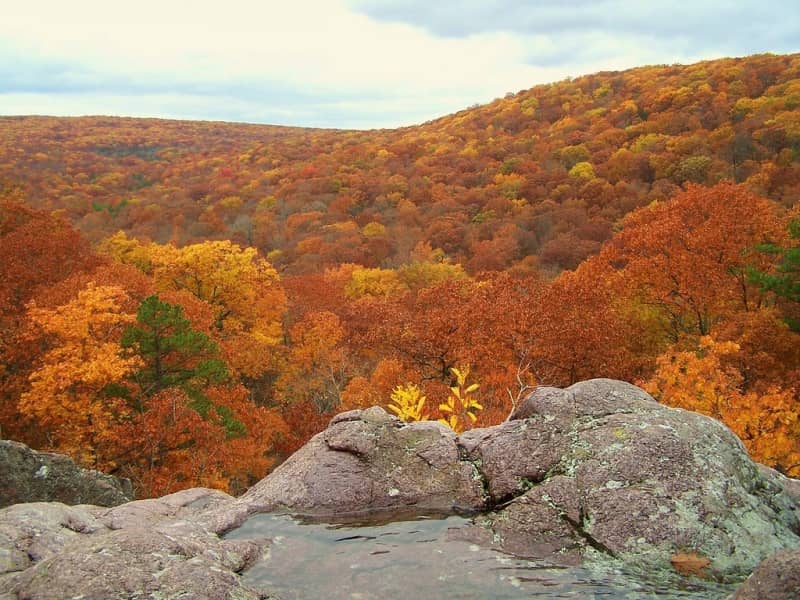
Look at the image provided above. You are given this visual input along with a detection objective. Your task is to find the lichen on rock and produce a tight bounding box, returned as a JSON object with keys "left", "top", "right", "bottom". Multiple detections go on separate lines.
{"left": 457, "top": 379, "right": 800, "bottom": 580}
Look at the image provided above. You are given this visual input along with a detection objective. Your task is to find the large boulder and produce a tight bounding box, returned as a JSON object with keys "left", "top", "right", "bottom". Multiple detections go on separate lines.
{"left": 203, "top": 405, "right": 486, "bottom": 533}
{"left": 732, "top": 549, "right": 800, "bottom": 599}
{"left": 457, "top": 380, "right": 800, "bottom": 580}
{"left": 0, "top": 440, "right": 133, "bottom": 508}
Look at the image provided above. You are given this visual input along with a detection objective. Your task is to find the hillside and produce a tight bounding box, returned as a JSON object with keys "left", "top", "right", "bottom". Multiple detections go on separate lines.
{"left": 2, "top": 53, "right": 799, "bottom": 275}
{"left": 1, "top": 53, "right": 799, "bottom": 498}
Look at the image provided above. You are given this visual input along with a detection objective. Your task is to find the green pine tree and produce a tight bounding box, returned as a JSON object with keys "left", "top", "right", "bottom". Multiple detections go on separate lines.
{"left": 748, "top": 218, "right": 800, "bottom": 331}
{"left": 122, "top": 295, "right": 229, "bottom": 398}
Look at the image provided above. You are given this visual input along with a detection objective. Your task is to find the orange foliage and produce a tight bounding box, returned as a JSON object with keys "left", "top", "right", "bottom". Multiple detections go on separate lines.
{"left": 0, "top": 197, "right": 102, "bottom": 438}
{"left": 529, "top": 263, "right": 644, "bottom": 386}
{"left": 113, "top": 388, "right": 231, "bottom": 496}
{"left": 2, "top": 53, "right": 800, "bottom": 492}
{"left": 19, "top": 284, "right": 141, "bottom": 467}
{"left": 341, "top": 358, "right": 419, "bottom": 412}
{"left": 276, "top": 311, "right": 350, "bottom": 415}
{"left": 3, "top": 55, "right": 798, "bottom": 274}
{"left": 643, "top": 336, "right": 800, "bottom": 475}
{"left": 600, "top": 182, "right": 783, "bottom": 339}
{"left": 112, "top": 384, "right": 287, "bottom": 497}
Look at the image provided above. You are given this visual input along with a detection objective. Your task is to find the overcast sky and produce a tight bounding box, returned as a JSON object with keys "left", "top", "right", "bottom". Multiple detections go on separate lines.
{"left": 1, "top": 1, "right": 798, "bottom": 129}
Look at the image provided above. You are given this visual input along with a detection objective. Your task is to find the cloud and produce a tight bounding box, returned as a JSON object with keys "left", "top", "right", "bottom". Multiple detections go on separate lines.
{"left": 0, "top": 0, "right": 797, "bottom": 128}
{"left": 349, "top": 1, "right": 799, "bottom": 53}
{"left": 3, "top": 1, "right": 545, "bottom": 92}
{"left": 2, "top": 0, "right": 564, "bottom": 127}
{"left": 345, "top": 1, "right": 800, "bottom": 111}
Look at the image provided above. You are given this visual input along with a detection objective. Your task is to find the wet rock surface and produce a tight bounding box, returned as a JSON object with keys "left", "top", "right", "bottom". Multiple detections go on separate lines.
{"left": 0, "top": 440, "right": 133, "bottom": 508}
{"left": 224, "top": 511, "right": 738, "bottom": 599}
{"left": 1, "top": 379, "right": 799, "bottom": 598}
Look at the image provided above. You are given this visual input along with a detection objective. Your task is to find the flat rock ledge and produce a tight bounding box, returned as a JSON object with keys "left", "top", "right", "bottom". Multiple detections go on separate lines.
{"left": 0, "top": 488, "right": 266, "bottom": 599}
{"left": 2, "top": 379, "right": 800, "bottom": 598}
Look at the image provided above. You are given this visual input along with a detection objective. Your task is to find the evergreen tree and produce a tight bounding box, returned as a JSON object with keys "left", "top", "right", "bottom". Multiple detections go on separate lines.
{"left": 122, "top": 295, "right": 228, "bottom": 398}
{"left": 749, "top": 218, "right": 800, "bottom": 330}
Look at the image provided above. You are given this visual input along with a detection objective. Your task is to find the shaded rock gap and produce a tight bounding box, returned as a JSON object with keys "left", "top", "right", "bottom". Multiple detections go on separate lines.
{"left": 561, "top": 507, "right": 617, "bottom": 559}
{"left": 455, "top": 441, "right": 491, "bottom": 506}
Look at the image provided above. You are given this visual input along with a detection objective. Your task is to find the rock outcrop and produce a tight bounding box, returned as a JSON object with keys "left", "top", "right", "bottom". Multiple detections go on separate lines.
{"left": 0, "top": 440, "right": 133, "bottom": 508}
{"left": 214, "top": 406, "right": 484, "bottom": 526}
{"left": 1, "top": 379, "right": 799, "bottom": 598}
{"left": 206, "top": 379, "right": 799, "bottom": 582}
{"left": 457, "top": 379, "right": 800, "bottom": 580}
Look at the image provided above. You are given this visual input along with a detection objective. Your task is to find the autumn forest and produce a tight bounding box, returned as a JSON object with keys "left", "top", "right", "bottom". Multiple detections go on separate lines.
{"left": 1, "top": 53, "right": 799, "bottom": 497}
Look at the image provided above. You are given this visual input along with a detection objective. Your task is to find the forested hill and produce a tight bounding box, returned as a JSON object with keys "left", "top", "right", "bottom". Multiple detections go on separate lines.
{"left": 2, "top": 52, "right": 799, "bottom": 275}
{"left": 1, "top": 53, "right": 799, "bottom": 498}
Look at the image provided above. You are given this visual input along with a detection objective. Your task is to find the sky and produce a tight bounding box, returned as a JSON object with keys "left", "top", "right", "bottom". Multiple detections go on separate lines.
{"left": 1, "top": 1, "right": 798, "bottom": 130}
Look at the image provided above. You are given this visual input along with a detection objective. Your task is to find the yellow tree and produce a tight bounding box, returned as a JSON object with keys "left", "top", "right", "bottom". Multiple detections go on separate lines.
{"left": 101, "top": 235, "right": 287, "bottom": 380}
{"left": 276, "top": 311, "right": 350, "bottom": 415}
{"left": 150, "top": 240, "right": 282, "bottom": 332}
{"left": 345, "top": 266, "right": 408, "bottom": 299}
{"left": 438, "top": 366, "right": 483, "bottom": 433}
{"left": 397, "top": 260, "right": 466, "bottom": 291}
{"left": 387, "top": 384, "right": 429, "bottom": 422}
{"left": 19, "top": 284, "right": 142, "bottom": 467}
{"left": 154, "top": 241, "right": 286, "bottom": 379}
{"left": 96, "top": 231, "right": 155, "bottom": 273}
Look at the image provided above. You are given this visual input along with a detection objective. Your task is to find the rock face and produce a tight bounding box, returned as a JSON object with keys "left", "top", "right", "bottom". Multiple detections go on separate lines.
{"left": 1, "top": 379, "right": 799, "bottom": 598}
{"left": 252, "top": 407, "right": 481, "bottom": 511}
{"left": 0, "top": 440, "right": 133, "bottom": 508}
{"left": 199, "top": 405, "right": 487, "bottom": 535}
